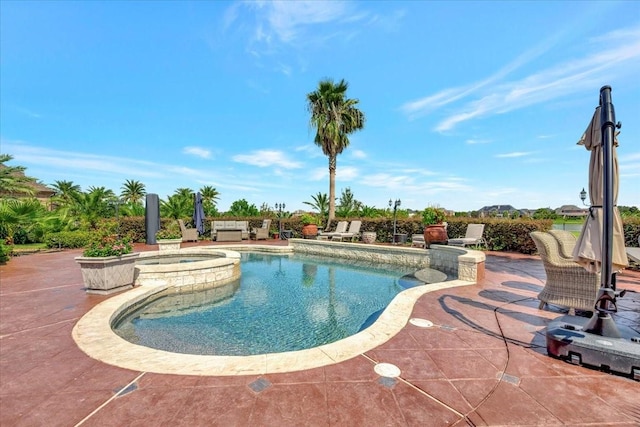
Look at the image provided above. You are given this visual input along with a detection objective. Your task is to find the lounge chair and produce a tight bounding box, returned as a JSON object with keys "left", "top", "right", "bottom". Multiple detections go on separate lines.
{"left": 530, "top": 231, "right": 600, "bottom": 315}
{"left": 332, "top": 220, "right": 362, "bottom": 242}
{"left": 411, "top": 234, "right": 426, "bottom": 248}
{"left": 547, "top": 229, "right": 577, "bottom": 261}
{"left": 178, "top": 219, "right": 198, "bottom": 242}
{"left": 318, "top": 221, "right": 348, "bottom": 239}
{"left": 447, "top": 223, "right": 486, "bottom": 248}
{"left": 252, "top": 219, "right": 271, "bottom": 240}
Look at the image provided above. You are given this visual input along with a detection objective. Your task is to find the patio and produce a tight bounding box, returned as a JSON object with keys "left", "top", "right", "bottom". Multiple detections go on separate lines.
{"left": 1, "top": 240, "right": 639, "bottom": 426}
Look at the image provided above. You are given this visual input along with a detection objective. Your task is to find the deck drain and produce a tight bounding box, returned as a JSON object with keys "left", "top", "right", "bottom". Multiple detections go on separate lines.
{"left": 409, "top": 318, "right": 433, "bottom": 328}
{"left": 248, "top": 377, "right": 272, "bottom": 393}
{"left": 498, "top": 373, "right": 520, "bottom": 385}
{"left": 114, "top": 382, "right": 138, "bottom": 397}
{"left": 374, "top": 363, "right": 401, "bottom": 378}
{"left": 378, "top": 376, "right": 397, "bottom": 388}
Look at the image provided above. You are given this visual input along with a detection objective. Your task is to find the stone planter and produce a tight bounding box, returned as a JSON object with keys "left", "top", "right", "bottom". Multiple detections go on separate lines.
{"left": 75, "top": 252, "right": 140, "bottom": 295}
{"left": 157, "top": 239, "right": 182, "bottom": 252}
{"left": 362, "top": 231, "right": 377, "bottom": 244}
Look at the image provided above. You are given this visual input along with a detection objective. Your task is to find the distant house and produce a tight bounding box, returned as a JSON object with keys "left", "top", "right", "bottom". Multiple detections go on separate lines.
{"left": 0, "top": 165, "right": 56, "bottom": 209}
{"left": 555, "top": 205, "right": 588, "bottom": 218}
{"left": 477, "top": 205, "right": 524, "bottom": 218}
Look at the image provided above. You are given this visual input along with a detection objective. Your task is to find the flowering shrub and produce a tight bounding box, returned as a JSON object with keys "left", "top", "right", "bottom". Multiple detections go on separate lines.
{"left": 82, "top": 233, "right": 132, "bottom": 257}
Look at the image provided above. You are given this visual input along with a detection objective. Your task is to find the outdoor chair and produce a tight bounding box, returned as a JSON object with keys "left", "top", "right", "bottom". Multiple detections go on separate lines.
{"left": 447, "top": 223, "right": 486, "bottom": 248}
{"left": 332, "top": 220, "right": 362, "bottom": 242}
{"left": 252, "top": 219, "right": 271, "bottom": 240}
{"left": 318, "top": 221, "right": 348, "bottom": 240}
{"left": 548, "top": 229, "right": 577, "bottom": 261}
{"left": 530, "top": 231, "right": 600, "bottom": 315}
{"left": 411, "top": 234, "right": 426, "bottom": 248}
{"left": 178, "top": 219, "right": 198, "bottom": 242}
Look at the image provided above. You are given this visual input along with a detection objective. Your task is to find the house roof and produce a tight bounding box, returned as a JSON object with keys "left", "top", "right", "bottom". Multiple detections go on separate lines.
{"left": 0, "top": 164, "right": 56, "bottom": 198}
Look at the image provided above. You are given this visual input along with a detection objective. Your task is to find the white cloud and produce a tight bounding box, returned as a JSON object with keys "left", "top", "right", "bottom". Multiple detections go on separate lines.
{"left": 183, "top": 146, "right": 212, "bottom": 159}
{"left": 465, "top": 138, "right": 490, "bottom": 145}
{"left": 350, "top": 149, "right": 367, "bottom": 159}
{"left": 402, "top": 24, "right": 640, "bottom": 131}
{"left": 495, "top": 152, "right": 535, "bottom": 158}
{"left": 232, "top": 149, "right": 303, "bottom": 169}
{"left": 336, "top": 166, "right": 358, "bottom": 180}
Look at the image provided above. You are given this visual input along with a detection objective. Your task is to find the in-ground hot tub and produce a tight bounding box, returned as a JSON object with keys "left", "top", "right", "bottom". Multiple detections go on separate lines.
{"left": 134, "top": 249, "right": 241, "bottom": 289}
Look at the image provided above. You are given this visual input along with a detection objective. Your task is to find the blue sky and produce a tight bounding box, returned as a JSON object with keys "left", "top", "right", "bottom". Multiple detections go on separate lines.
{"left": 1, "top": 1, "right": 639, "bottom": 213}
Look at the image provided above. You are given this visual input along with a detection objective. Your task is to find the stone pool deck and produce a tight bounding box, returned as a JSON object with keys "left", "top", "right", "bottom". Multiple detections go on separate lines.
{"left": 1, "top": 239, "right": 639, "bottom": 426}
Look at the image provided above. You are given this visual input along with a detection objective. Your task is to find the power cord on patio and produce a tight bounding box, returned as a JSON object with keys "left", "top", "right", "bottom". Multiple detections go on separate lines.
{"left": 461, "top": 296, "right": 545, "bottom": 425}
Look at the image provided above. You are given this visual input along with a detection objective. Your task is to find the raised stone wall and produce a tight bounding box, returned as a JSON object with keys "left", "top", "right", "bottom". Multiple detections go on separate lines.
{"left": 135, "top": 250, "right": 241, "bottom": 289}
{"left": 288, "top": 239, "right": 485, "bottom": 283}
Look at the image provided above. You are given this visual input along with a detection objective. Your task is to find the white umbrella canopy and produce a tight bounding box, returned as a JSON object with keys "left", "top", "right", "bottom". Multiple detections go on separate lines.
{"left": 572, "top": 107, "right": 628, "bottom": 274}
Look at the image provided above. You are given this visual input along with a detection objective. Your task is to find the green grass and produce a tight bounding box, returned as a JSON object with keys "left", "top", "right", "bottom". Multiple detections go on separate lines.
{"left": 11, "top": 243, "right": 49, "bottom": 254}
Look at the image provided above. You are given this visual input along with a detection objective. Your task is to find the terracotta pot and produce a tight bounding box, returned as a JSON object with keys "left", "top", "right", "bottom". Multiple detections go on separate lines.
{"left": 302, "top": 224, "right": 318, "bottom": 238}
{"left": 423, "top": 224, "right": 448, "bottom": 248}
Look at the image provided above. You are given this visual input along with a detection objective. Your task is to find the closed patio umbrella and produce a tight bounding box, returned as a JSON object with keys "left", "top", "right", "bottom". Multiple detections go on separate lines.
{"left": 193, "top": 192, "right": 206, "bottom": 236}
{"left": 572, "top": 102, "right": 628, "bottom": 275}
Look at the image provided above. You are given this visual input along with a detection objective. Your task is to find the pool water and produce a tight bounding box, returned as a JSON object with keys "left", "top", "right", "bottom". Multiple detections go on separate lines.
{"left": 113, "top": 252, "right": 442, "bottom": 356}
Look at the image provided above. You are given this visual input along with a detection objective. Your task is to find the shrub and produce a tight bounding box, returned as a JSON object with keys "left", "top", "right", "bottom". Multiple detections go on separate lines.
{"left": 44, "top": 231, "right": 93, "bottom": 249}
{"left": 421, "top": 207, "right": 446, "bottom": 225}
{"left": 0, "top": 240, "right": 11, "bottom": 264}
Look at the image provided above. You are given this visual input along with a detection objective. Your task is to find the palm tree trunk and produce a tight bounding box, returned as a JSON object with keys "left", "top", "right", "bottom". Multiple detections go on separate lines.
{"left": 328, "top": 155, "right": 337, "bottom": 228}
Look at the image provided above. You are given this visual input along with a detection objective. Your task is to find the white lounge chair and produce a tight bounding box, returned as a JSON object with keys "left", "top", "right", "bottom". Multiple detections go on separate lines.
{"left": 332, "top": 220, "right": 362, "bottom": 242}
{"left": 447, "top": 223, "right": 486, "bottom": 248}
{"left": 319, "top": 221, "right": 348, "bottom": 239}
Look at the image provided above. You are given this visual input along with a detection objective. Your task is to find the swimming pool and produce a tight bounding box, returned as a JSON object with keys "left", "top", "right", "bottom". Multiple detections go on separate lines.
{"left": 113, "top": 252, "right": 442, "bottom": 356}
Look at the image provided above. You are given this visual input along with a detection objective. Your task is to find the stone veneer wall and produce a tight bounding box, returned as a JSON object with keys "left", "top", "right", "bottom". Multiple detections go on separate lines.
{"left": 134, "top": 250, "right": 241, "bottom": 289}
{"left": 288, "top": 239, "right": 485, "bottom": 283}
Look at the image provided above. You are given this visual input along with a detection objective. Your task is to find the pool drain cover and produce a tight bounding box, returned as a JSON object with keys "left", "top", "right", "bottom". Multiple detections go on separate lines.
{"left": 409, "top": 318, "right": 434, "bottom": 328}
{"left": 374, "top": 363, "right": 401, "bottom": 378}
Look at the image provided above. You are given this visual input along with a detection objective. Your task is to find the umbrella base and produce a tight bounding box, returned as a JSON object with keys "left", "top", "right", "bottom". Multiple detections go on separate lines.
{"left": 546, "top": 314, "right": 640, "bottom": 381}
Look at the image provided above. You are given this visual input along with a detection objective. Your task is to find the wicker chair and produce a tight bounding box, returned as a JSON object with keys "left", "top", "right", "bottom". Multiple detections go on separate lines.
{"left": 251, "top": 219, "right": 271, "bottom": 240}
{"left": 530, "top": 231, "right": 600, "bottom": 315}
{"left": 178, "top": 219, "right": 198, "bottom": 242}
{"left": 547, "top": 229, "right": 577, "bottom": 261}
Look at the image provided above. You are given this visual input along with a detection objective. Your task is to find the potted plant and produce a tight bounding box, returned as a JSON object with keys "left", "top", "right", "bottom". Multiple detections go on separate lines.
{"left": 300, "top": 213, "right": 321, "bottom": 239}
{"left": 75, "top": 222, "right": 139, "bottom": 294}
{"left": 156, "top": 221, "right": 182, "bottom": 251}
{"left": 422, "top": 206, "right": 448, "bottom": 247}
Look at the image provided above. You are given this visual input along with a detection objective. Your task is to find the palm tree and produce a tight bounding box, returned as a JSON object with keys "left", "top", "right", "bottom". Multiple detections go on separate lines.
{"left": 120, "top": 179, "right": 146, "bottom": 205}
{"left": 51, "top": 180, "right": 81, "bottom": 204}
{"left": 0, "top": 154, "right": 36, "bottom": 196}
{"left": 336, "top": 187, "right": 361, "bottom": 218}
{"left": 306, "top": 79, "right": 365, "bottom": 227}
{"left": 171, "top": 188, "right": 195, "bottom": 217}
{"left": 160, "top": 194, "right": 192, "bottom": 219}
{"left": 303, "top": 192, "right": 329, "bottom": 220}
{"left": 70, "top": 187, "right": 115, "bottom": 229}
{"left": 199, "top": 185, "right": 220, "bottom": 217}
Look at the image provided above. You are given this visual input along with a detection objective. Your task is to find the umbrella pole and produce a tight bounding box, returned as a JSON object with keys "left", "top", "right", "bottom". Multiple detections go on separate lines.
{"left": 583, "top": 85, "right": 621, "bottom": 338}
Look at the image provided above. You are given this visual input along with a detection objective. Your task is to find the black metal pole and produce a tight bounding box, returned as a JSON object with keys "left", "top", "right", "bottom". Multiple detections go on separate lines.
{"left": 600, "top": 85, "right": 615, "bottom": 293}
{"left": 584, "top": 85, "right": 620, "bottom": 337}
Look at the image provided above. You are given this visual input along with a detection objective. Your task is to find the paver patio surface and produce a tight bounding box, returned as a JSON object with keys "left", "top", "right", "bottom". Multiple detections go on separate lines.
{"left": 1, "top": 241, "right": 638, "bottom": 426}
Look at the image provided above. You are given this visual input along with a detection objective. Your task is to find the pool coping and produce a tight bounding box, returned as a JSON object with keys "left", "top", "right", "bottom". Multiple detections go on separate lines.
{"left": 72, "top": 244, "right": 477, "bottom": 376}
